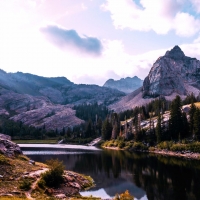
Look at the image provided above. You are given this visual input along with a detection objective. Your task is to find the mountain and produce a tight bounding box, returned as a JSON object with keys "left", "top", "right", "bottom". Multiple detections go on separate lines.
{"left": 103, "top": 76, "right": 143, "bottom": 94}
{"left": 0, "top": 70, "right": 125, "bottom": 105}
{"left": 110, "top": 46, "right": 200, "bottom": 112}
{"left": 0, "top": 71, "right": 125, "bottom": 130}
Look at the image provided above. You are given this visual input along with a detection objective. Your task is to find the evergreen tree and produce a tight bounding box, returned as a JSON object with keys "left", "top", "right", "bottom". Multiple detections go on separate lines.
{"left": 102, "top": 119, "right": 112, "bottom": 140}
{"left": 193, "top": 108, "right": 200, "bottom": 140}
{"left": 156, "top": 112, "right": 162, "bottom": 143}
{"left": 169, "top": 95, "right": 183, "bottom": 140}
{"left": 189, "top": 102, "right": 196, "bottom": 136}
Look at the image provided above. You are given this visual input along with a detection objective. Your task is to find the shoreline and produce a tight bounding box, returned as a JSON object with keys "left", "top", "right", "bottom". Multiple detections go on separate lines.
{"left": 103, "top": 146, "right": 200, "bottom": 160}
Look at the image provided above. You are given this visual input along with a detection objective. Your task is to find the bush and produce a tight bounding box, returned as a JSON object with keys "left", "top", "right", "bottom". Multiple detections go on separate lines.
{"left": 41, "top": 159, "right": 64, "bottom": 187}
{"left": 37, "top": 178, "right": 46, "bottom": 189}
{"left": 114, "top": 190, "right": 134, "bottom": 200}
{"left": 0, "top": 154, "right": 9, "bottom": 165}
{"left": 157, "top": 141, "right": 173, "bottom": 150}
{"left": 132, "top": 142, "right": 148, "bottom": 151}
{"left": 19, "top": 179, "right": 31, "bottom": 190}
{"left": 118, "top": 141, "right": 125, "bottom": 149}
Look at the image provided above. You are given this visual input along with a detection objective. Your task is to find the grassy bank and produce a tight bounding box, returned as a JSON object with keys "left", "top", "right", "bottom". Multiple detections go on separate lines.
{"left": 102, "top": 139, "right": 200, "bottom": 159}
{"left": 12, "top": 139, "right": 58, "bottom": 144}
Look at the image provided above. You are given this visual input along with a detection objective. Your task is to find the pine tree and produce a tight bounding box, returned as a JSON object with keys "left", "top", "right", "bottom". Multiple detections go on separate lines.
{"left": 193, "top": 108, "right": 200, "bottom": 140}
{"left": 156, "top": 112, "right": 162, "bottom": 143}
{"left": 189, "top": 101, "right": 196, "bottom": 136}
{"left": 169, "top": 95, "right": 183, "bottom": 140}
{"left": 102, "top": 119, "right": 112, "bottom": 140}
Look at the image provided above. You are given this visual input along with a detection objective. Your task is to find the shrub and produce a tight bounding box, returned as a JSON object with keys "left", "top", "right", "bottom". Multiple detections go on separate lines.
{"left": 17, "top": 154, "right": 29, "bottom": 161}
{"left": 118, "top": 141, "right": 125, "bottom": 149}
{"left": 0, "top": 154, "right": 9, "bottom": 165}
{"left": 19, "top": 179, "right": 31, "bottom": 190}
{"left": 41, "top": 159, "right": 64, "bottom": 187}
{"left": 133, "top": 142, "right": 148, "bottom": 151}
{"left": 170, "top": 143, "right": 186, "bottom": 152}
{"left": 114, "top": 190, "right": 134, "bottom": 200}
{"left": 157, "top": 141, "right": 173, "bottom": 150}
{"left": 37, "top": 178, "right": 46, "bottom": 189}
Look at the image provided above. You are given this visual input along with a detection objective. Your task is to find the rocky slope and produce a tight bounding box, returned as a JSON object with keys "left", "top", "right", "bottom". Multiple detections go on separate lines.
{"left": 0, "top": 88, "right": 84, "bottom": 131}
{"left": 110, "top": 46, "right": 200, "bottom": 112}
{"left": 0, "top": 70, "right": 125, "bottom": 130}
{"left": 0, "top": 70, "right": 125, "bottom": 105}
{"left": 103, "top": 76, "right": 143, "bottom": 94}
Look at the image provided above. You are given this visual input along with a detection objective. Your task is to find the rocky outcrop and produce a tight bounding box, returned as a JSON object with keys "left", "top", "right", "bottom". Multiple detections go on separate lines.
{"left": 0, "top": 134, "right": 22, "bottom": 157}
{"left": 142, "top": 46, "right": 200, "bottom": 98}
{"left": 0, "top": 88, "right": 84, "bottom": 131}
{"left": 110, "top": 46, "right": 200, "bottom": 112}
{"left": 104, "top": 76, "right": 143, "bottom": 94}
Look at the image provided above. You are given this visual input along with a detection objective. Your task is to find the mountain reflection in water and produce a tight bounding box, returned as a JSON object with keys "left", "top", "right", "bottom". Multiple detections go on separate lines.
{"left": 25, "top": 147, "right": 200, "bottom": 200}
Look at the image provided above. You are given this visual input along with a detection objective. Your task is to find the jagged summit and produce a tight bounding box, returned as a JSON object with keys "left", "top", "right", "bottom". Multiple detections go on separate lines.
{"left": 110, "top": 46, "right": 200, "bottom": 112}
{"left": 165, "top": 45, "right": 185, "bottom": 60}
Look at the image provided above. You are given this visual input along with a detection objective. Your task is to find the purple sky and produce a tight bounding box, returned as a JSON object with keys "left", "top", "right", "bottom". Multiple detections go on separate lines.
{"left": 0, "top": 0, "right": 200, "bottom": 85}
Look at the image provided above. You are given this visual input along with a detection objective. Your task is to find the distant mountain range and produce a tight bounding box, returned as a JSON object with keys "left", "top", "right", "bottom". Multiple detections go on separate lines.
{"left": 103, "top": 76, "right": 143, "bottom": 94}
{"left": 0, "top": 70, "right": 125, "bottom": 130}
{"left": 110, "top": 45, "right": 200, "bottom": 112}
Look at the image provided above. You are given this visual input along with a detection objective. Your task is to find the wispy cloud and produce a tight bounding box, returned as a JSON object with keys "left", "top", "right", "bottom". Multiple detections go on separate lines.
{"left": 41, "top": 25, "right": 103, "bottom": 56}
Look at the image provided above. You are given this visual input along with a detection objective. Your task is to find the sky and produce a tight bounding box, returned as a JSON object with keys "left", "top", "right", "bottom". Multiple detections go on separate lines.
{"left": 1, "top": 0, "right": 200, "bottom": 85}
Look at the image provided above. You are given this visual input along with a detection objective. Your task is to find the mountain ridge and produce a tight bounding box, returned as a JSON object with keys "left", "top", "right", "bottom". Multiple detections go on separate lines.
{"left": 103, "top": 76, "right": 143, "bottom": 94}
{"left": 110, "top": 45, "right": 200, "bottom": 112}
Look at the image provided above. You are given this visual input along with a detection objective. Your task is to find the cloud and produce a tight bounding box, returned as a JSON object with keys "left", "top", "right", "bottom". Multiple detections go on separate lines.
{"left": 102, "top": 0, "right": 200, "bottom": 37}
{"left": 40, "top": 25, "right": 103, "bottom": 56}
{"left": 190, "top": 0, "right": 200, "bottom": 13}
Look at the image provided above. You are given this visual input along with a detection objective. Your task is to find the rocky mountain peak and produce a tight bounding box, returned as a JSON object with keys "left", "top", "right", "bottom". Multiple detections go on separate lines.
{"left": 142, "top": 46, "right": 200, "bottom": 98}
{"left": 165, "top": 45, "right": 185, "bottom": 60}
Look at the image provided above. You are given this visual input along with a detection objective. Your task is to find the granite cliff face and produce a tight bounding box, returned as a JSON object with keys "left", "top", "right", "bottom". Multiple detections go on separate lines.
{"left": 110, "top": 46, "right": 200, "bottom": 112}
{"left": 103, "top": 76, "right": 143, "bottom": 94}
{"left": 142, "top": 46, "right": 200, "bottom": 98}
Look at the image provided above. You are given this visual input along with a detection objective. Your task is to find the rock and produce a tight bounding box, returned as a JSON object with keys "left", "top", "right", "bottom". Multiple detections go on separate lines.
{"left": 0, "top": 134, "right": 11, "bottom": 141}
{"left": 142, "top": 45, "right": 200, "bottom": 98}
{"left": 110, "top": 45, "right": 200, "bottom": 111}
{"left": 29, "top": 160, "right": 35, "bottom": 165}
{"left": 0, "top": 138, "right": 22, "bottom": 157}
{"left": 55, "top": 194, "right": 66, "bottom": 199}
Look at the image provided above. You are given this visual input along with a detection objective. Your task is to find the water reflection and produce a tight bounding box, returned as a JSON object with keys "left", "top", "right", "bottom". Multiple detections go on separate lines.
{"left": 25, "top": 148, "right": 200, "bottom": 200}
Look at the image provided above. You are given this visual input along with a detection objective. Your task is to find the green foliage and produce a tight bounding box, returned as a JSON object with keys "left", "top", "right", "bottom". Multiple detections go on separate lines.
{"left": 74, "top": 102, "right": 109, "bottom": 122}
{"left": 157, "top": 141, "right": 173, "bottom": 150}
{"left": 41, "top": 159, "right": 64, "bottom": 187}
{"left": 193, "top": 108, "right": 200, "bottom": 140}
{"left": 189, "top": 101, "right": 197, "bottom": 135}
{"left": 19, "top": 179, "right": 31, "bottom": 191}
{"left": 114, "top": 190, "right": 134, "bottom": 200}
{"left": 169, "top": 95, "right": 185, "bottom": 139}
{"left": 118, "top": 141, "right": 125, "bottom": 149}
{"left": 102, "top": 119, "right": 112, "bottom": 140}
{"left": 0, "top": 154, "right": 9, "bottom": 165}
{"left": 132, "top": 142, "right": 148, "bottom": 151}
{"left": 156, "top": 112, "right": 162, "bottom": 143}
{"left": 37, "top": 178, "right": 46, "bottom": 189}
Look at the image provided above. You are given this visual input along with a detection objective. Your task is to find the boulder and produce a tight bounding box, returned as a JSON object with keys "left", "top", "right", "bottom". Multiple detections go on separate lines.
{"left": 0, "top": 134, "right": 11, "bottom": 141}
{"left": 0, "top": 138, "right": 22, "bottom": 157}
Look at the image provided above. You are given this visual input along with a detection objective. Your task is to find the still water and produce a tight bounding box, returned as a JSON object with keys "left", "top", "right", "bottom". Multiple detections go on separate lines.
{"left": 21, "top": 144, "right": 200, "bottom": 200}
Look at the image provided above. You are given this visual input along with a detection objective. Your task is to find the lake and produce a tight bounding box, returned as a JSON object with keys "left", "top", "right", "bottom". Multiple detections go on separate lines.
{"left": 20, "top": 144, "right": 200, "bottom": 200}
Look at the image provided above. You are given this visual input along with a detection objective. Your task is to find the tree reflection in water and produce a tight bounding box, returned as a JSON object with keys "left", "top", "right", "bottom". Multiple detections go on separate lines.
{"left": 28, "top": 149, "right": 200, "bottom": 200}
